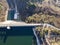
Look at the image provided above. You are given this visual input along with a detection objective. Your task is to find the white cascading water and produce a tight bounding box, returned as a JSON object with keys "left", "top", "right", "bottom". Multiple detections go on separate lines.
{"left": 14, "top": 0, "right": 19, "bottom": 20}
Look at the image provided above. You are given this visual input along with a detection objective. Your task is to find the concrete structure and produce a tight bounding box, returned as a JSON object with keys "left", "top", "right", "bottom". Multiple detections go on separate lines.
{"left": 0, "top": 20, "right": 60, "bottom": 30}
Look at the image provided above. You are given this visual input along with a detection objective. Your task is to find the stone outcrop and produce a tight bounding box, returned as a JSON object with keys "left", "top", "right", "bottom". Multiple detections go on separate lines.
{"left": 0, "top": 0, "right": 9, "bottom": 22}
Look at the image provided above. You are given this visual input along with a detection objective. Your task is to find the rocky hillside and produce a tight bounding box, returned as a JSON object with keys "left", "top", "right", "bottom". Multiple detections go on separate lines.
{"left": 25, "top": 0, "right": 60, "bottom": 28}
{"left": 0, "top": 0, "right": 9, "bottom": 22}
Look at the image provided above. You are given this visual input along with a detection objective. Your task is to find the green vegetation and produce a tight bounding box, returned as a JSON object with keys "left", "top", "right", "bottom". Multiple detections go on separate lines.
{"left": 24, "top": 0, "right": 60, "bottom": 28}
{"left": 0, "top": 3, "right": 3, "bottom": 14}
{"left": 35, "top": 27, "right": 44, "bottom": 37}
{"left": 0, "top": 4, "right": 2, "bottom": 10}
{"left": 25, "top": 13, "right": 56, "bottom": 24}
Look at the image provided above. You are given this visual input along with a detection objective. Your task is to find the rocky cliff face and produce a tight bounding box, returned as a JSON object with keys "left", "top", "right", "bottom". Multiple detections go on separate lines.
{"left": 0, "top": 0, "right": 9, "bottom": 9}
{"left": 0, "top": 0, "right": 9, "bottom": 22}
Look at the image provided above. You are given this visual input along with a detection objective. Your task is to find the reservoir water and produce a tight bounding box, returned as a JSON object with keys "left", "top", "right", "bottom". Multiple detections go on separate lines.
{"left": 0, "top": 26, "right": 34, "bottom": 45}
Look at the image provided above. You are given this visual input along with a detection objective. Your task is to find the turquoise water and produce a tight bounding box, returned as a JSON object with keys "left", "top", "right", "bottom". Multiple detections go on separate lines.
{"left": 0, "top": 26, "right": 34, "bottom": 45}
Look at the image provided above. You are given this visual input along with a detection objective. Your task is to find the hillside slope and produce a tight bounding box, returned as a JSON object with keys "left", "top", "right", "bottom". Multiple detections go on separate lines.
{"left": 0, "top": 0, "right": 9, "bottom": 22}
{"left": 25, "top": 0, "right": 60, "bottom": 28}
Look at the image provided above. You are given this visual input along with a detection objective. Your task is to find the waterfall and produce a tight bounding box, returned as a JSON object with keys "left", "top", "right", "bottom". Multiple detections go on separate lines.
{"left": 14, "top": 0, "right": 18, "bottom": 13}
{"left": 14, "top": 0, "right": 19, "bottom": 20}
